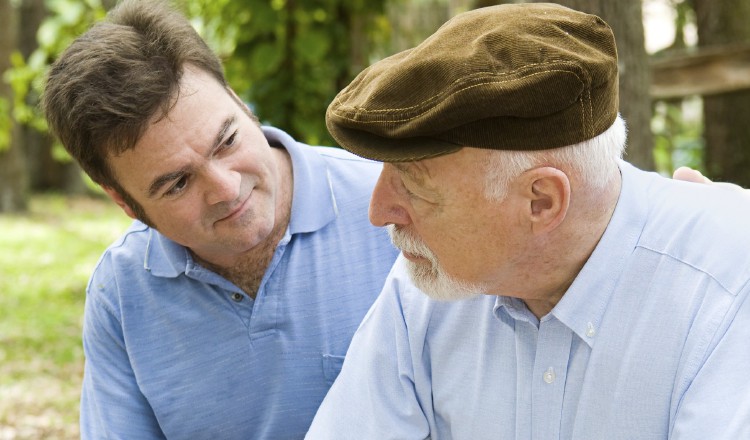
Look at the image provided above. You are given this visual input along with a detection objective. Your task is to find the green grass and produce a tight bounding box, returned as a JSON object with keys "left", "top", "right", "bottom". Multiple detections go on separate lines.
{"left": 0, "top": 194, "right": 132, "bottom": 439}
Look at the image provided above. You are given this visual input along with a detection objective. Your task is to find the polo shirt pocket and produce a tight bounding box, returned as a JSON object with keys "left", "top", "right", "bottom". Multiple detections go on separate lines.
{"left": 322, "top": 353, "right": 346, "bottom": 385}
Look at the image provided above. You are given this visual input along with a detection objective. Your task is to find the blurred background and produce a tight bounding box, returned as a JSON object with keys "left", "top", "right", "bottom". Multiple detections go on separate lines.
{"left": 1, "top": 0, "right": 749, "bottom": 438}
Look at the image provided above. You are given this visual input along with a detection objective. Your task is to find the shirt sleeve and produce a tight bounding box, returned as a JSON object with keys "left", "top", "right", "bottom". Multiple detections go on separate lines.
{"left": 80, "top": 285, "right": 165, "bottom": 439}
{"left": 306, "top": 268, "right": 431, "bottom": 440}
{"left": 669, "top": 289, "right": 750, "bottom": 439}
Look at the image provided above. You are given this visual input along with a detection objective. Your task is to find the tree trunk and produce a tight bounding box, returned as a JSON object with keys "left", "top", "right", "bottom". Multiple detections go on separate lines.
{"left": 692, "top": 0, "right": 750, "bottom": 187}
{"left": 474, "top": 0, "right": 654, "bottom": 170}
{"left": 0, "top": 0, "right": 29, "bottom": 212}
{"left": 386, "top": 0, "right": 450, "bottom": 54}
{"left": 17, "top": 0, "right": 85, "bottom": 193}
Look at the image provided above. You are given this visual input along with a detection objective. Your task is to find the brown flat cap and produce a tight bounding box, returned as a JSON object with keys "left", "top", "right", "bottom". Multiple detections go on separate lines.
{"left": 326, "top": 3, "right": 619, "bottom": 162}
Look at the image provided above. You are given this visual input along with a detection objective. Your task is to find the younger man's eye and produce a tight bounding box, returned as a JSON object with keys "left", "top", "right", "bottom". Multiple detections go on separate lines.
{"left": 166, "top": 175, "right": 189, "bottom": 196}
{"left": 223, "top": 130, "right": 238, "bottom": 149}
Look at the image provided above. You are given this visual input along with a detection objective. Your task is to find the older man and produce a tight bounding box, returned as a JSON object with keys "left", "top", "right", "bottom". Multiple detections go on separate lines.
{"left": 307, "top": 4, "right": 750, "bottom": 439}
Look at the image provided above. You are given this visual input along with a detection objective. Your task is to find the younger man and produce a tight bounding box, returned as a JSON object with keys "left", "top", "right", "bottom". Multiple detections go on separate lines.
{"left": 43, "top": 1, "right": 398, "bottom": 438}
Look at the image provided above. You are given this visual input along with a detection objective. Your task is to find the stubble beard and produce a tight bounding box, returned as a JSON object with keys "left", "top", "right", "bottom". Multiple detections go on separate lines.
{"left": 387, "top": 225, "right": 482, "bottom": 301}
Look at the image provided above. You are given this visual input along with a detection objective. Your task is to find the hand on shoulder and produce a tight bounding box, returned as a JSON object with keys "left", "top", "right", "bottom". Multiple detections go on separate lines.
{"left": 672, "top": 166, "right": 749, "bottom": 194}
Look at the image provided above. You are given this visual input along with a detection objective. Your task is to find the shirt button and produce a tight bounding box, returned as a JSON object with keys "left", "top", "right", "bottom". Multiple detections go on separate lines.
{"left": 543, "top": 367, "right": 556, "bottom": 384}
{"left": 231, "top": 292, "right": 244, "bottom": 302}
{"left": 586, "top": 322, "right": 596, "bottom": 338}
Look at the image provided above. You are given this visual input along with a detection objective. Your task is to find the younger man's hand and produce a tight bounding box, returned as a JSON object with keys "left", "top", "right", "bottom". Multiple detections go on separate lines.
{"left": 673, "top": 166, "right": 748, "bottom": 193}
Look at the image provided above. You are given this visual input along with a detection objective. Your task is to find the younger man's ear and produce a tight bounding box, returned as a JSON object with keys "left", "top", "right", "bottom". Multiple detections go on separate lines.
{"left": 102, "top": 186, "right": 137, "bottom": 219}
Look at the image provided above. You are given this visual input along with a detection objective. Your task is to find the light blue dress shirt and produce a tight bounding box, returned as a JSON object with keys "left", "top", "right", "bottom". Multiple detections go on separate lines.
{"left": 80, "top": 127, "right": 399, "bottom": 439}
{"left": 307, "top": 161, "right": 750, "bottom": 440}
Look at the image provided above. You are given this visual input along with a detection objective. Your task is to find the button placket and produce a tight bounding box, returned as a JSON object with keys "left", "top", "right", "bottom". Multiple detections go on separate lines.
{"left": 531, "top": 318, "right": 573, "bottom": 439}
{"left": 543, "top": 367, "right": 556, "bottom": 384}
{"left": 226, "top": 289, "right": 254, "bottom": 330}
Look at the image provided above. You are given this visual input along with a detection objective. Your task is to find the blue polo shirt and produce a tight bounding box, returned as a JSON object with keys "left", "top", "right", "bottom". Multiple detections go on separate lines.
{"left": 80, "top": 127, "right": 399, "bottom": 439}
{"left": 307, "top": 161, "right": 750, "bottom": 440}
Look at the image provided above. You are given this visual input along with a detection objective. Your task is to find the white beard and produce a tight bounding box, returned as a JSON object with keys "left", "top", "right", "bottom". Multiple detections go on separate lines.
{"left": 387, "top": 225, "right": 482, "bottom": 301}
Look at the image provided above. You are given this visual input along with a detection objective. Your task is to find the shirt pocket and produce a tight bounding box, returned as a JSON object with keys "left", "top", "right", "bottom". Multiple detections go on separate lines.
{"left": 322, "top": 353, "right": 346, "bottom": 385}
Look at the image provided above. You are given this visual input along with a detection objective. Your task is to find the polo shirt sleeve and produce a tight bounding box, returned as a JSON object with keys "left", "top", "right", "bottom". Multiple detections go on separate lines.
{"left": 306, "top": 266, "right": 431, "bottom": 439}
{"left": 80, "top": 271, "right": 165, "bottom": 439}
{"left": 669, "top": 287, "right": 750, "bottom": 439}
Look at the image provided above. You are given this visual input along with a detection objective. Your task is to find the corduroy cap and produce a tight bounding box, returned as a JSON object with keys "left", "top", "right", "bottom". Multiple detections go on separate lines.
{"left": 326, "top": 3, "right": 619, "bottom": 162}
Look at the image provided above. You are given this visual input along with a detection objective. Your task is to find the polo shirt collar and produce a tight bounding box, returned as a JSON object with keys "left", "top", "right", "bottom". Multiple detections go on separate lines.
{"left": 263, "top": 126, "right": 338, "bottom": 234}
{"left": 143, "top": 225, "right": 189, "bottom": 277}
{"left": 144, "top": 126, "right": 338, "bottom": 278}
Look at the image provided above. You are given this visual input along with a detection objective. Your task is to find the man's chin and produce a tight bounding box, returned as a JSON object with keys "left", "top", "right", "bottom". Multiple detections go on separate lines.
{"left": 404, "top": 260, "right": 479, "bottom": 302}
{"left": 401, "top": 250, "right": 430, "bottom": 264}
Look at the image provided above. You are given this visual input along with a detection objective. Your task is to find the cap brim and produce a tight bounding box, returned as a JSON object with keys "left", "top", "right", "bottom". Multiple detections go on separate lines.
{"left": 327, "top": 122, "right": 464, "bottom": 162}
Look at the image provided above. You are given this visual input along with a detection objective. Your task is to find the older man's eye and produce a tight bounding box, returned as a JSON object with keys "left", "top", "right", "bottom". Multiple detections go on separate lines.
{"left": 401, "top": 182, "right": 423, "bottom": 201}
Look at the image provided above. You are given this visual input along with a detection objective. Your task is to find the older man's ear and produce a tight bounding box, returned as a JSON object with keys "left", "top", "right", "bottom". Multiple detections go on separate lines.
{"left": 523, "top": 167, "right": 571, "bottom": 235}
{"left": 673, "top": 166, "right": 749, "bottom": 194}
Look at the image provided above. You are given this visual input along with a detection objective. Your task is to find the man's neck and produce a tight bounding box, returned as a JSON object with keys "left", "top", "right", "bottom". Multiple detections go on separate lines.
{"left": 202, "top": 213, "right": 289, "bottom": 298}
{"left": 196, "top": 147, "right": 294, "bottom": 298}
{"left": 523, "top": 173, "right": 622, "bottom": 319}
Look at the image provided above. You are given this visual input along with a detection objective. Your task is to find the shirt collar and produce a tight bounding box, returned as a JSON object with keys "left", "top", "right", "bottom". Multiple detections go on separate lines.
{"left": 262, "top": 126, "right": 338, "bottom": 234}
{"left": 493, "top": 295, "right": 540, "bottom": 326}
{"left": 144, "top": 126, "right": 338, "bottom": 278}
{"left": 492, "top": 161, "right": 650, "bottom": 347}
{"left": 551, "top": 160, "right": 649, "bottom": 347}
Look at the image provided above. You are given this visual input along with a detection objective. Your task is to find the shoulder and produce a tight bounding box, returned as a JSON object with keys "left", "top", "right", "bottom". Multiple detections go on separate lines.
{"left": 92, "top": 220, "right": 150, "bottom": 270}
{"left": 634, "top": 169, "right": 750, "bottom": 296}
{"left": 304, "top": 145, "right": 383, "bottom": 211}
{"left": 312, "top": 146, "right": 382, "bottom": 184}
{"left": 87, "top": 221, "right": 151, "bottom": 308}
{"left": 269, "top": 125, "right": 383, "bottom": 199}
{"left": 263, "top": 125, "right": 381, "bottom": 181}
{"left": 312, "top": 144, "right": 376, "bottom": 163}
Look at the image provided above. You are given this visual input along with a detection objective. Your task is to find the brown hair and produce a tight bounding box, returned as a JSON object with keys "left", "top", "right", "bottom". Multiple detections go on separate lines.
{"left": 42, "top": 0, "right": 226, "bottom": 219}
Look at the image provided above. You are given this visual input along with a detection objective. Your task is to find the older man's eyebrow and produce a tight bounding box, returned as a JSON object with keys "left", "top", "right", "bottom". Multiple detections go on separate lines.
{"left": 393, "top": 162, "right": 418, "bottom": 180}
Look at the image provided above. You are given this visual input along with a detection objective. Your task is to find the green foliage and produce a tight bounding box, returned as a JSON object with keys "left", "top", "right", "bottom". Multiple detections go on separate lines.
{"left": 38, "top": 0, "right": 107, "bottom": 54}
{"left": 3, "top": 0, "right": 394, "bottom": 157}
{"left": 651, "top": 98, "right": 704, "bottom": 175}
{"left": 0, "top": 97, "right": 10, "bottom": 151}
{"left": 189, "top": 0, "right": 390, "bottom": 146}
{"left": 3, "top": 0, "right": 392, "bottom": 158}
{"left": 6, "top": 51, "right": 45, "bottom": 131}
{"left": 0, "top": 194, "right": 131, "bottom": 437}
{"left": 2, "top": 0, "right": 106, "bottom": 159}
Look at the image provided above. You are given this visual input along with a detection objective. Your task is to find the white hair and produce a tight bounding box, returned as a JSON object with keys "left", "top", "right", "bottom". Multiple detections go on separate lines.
{"left": 482, "top": 114, "right": 627, "bottom": 200}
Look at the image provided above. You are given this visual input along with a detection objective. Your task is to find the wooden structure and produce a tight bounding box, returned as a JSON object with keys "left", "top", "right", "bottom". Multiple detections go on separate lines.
{"left": 650, "top": 44, "right": 750, "bottom": 99}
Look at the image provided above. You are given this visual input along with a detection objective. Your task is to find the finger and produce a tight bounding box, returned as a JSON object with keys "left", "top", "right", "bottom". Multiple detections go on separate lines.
{"left": 672, "top": 166, "right": 711, "bottom": 184}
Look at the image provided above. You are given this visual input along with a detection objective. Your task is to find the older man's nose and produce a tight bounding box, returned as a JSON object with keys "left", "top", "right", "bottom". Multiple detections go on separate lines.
{"left": 369, "top": 164, "right": 412, "bottom": 228}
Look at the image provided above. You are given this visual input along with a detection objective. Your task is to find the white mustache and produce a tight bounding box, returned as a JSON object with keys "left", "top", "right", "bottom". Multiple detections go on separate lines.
{"left": 388, "top": 225, "right": 425, "bottom": 255}
{"left": 386, "top": 225, "right": 440, "bottom": 266}
{"left": 386, "top": 225, "right": 480, "bottom": 301}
